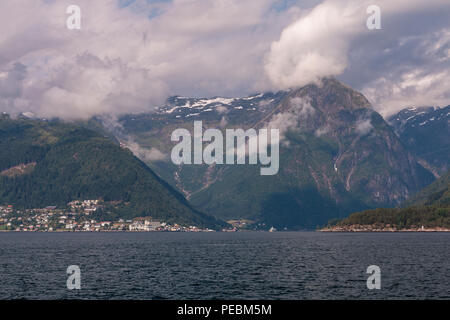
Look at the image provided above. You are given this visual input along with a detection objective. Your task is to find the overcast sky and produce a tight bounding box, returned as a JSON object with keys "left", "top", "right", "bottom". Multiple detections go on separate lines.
{"left": 0, "top": 0, "right": 449, "bottom": 119}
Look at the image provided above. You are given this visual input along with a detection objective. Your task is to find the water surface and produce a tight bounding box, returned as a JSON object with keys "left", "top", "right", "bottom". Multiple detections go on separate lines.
{"left": 0, "top": 232, "right": 448, "bottom": 299}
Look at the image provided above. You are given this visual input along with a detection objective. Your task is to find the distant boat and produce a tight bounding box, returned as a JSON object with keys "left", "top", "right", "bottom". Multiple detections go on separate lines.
{"left": 269, "top": 226, "right": 277, "bottom": 232}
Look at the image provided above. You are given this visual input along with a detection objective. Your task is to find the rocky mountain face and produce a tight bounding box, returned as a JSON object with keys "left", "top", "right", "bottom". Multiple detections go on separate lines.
{"left": 117, "top": 78, "right": 435, "bottom": 229}
{"left": 388, "top": 105, "right": 450, "bottom": 177}
{"left": 405, "top": 169, "right": 450, "bottom": 208}
{"left": 327, "top": 169, "right": 450, "bottom": 231}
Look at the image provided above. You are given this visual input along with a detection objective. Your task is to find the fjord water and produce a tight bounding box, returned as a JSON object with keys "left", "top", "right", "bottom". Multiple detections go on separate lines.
{"left": 0, "top": 232, "right": 448, "bottom": 299}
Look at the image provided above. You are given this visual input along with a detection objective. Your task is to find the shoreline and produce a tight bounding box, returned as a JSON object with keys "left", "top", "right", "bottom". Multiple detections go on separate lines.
{"left": 319, "top": 225, "right": 450, "bottom": 232}
{"left": 0, "top": 230, "right": 216, "bottom": 233}
{"left": 1, "top": 229, "right": 450, "bottom": 233}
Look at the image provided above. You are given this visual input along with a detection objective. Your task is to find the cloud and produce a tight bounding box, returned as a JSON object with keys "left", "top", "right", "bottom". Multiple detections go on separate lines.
{"left": 315, "top": 126, "right": 329, "bottom": 137}
{"left": 265, "top": 0, "right": 364, "bottom": 89}
{"left": 0, "top": 0, "right": 449, "bottom": 121}
{"left": 360, "top": 29, "right": 450, "bottom": 116}
{"left": 216, "top": 106, "right": 229, "bottom": 115}
{"left": 0, "top": 63, "right": 28, "bottom": 112}
{"left": 355, "top": 118, "right": 373, "bottom": 135}
{"left": 0, "top": 0, "right": 300, "bottom": 120}
{"left": 95, "top": 113, "right": 167, "bottom": 162}
{"left": 267, "top": 96, "right": 315, "bottom": 143}
{"left": 219, "top": 116, "right": 228, "bottom": 128}
{"left": 35, "top": 53, "right": 169, "bottom": 120}
{"left": 265, "top": 0, "right": 450, "bottom": 114}
{"left": 125, "top": 140, "right": 167, "bottom": 162}
{"left": 290, "top": 97, "right": 315, "bottom": 117}
{"left": 0, "top": 63, "right": 27, "bottom": 98}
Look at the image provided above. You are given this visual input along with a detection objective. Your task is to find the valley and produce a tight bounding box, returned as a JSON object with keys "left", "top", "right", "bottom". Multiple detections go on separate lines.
{"left": 114, "top": 78, "right": 440, "bottom": 229}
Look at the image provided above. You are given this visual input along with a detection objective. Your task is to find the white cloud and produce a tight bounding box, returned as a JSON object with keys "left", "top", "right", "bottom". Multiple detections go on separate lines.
{"left": 124, "top": 140, "right": 167, "bottom": 162}
{"left": 219, "top": 116, "right": 228, "bottom": 128}
{"left": 355, "top": 118, "right": 373, "bottom": 135}
{"left": 0, "top": 0, "right": 449, "bottom": 120}
{"left": 267, "top": 96, "right": 315, "bottom": 143}
{"left": 216, "top": 106, "right": 229, "bottom": 115}
{"left": 361, "top": 29, "right": 450, "bottom": 116}
{"left": 363, "top": 70, "right": 450, "bottom": 117}
{"left": 0, "top": 63, "right": 27, "bottom": 98}
{"left": 0, "top": 0, "right": 297, "bottom": 119}
{"left": 315, "top": 126, "right": 329, "bottom": 137}
{"left": 265, "top": 0, "right": 450, "bottom": 114}
{"left": 265, "top": 0, "right": 365, "bottom": 89}
{"left": 35, "top": 53, "right": 170, "bottom": 120}
{"left": 290, "top": 97, "right": 315, "bottom": 117}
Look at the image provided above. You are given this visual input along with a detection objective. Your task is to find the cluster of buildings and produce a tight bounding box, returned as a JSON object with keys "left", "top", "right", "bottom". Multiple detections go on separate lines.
{"left": 0, "top": 201, "right": 213, "bottom": 232}
{"left": 128, "top": 218, "right": 210, "bottom": 232}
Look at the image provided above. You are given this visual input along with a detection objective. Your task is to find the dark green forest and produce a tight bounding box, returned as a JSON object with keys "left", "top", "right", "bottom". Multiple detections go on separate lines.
{"left": 332, "top": 206, "right": 449, "bottom": 228}
{"left": 0, "top": 116, "right": 226, "bottom": 229}
{"left": 329, "top": 170, "right": 450, "bottom": 228}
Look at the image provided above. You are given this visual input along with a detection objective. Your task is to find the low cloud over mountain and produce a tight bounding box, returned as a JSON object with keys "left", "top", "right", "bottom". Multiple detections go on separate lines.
{"left": 0, "top": 0, "right": 449, "bottom": 119}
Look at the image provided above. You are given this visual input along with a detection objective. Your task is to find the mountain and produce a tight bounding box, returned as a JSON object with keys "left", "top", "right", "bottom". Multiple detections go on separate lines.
{"left": 117, "top": 78, "right": 435, "bottom": 229}
{"left": 405, "top": 169, "right": 450, "bottom": 207}
{"left": 324, "top": 169, "right": 450, "bottom": 231}
{"left": 388, "top": 105, "right": 450, "bottom": 176}
{"left": 0, "top": 115, "right": 226, "bottom": 229}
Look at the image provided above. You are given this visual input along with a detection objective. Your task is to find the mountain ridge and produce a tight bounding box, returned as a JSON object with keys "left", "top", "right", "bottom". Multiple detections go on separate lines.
{"left": 323, "top": 169, "right": 450, "bottom": 231}
{"left": 116, "top": 78, "right": 436, "bottom": 229}
{"left": 388, "top": 105, "right": 450, "bottom": 176}
{"left": 0, "top": 115, "right": 226, "bottom": 229}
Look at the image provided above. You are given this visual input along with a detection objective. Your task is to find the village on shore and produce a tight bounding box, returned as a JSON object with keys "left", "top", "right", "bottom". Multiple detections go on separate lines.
{"left": 0, "top": 200, "right": 216, "bottom": 232}
{"left": 6, "top": 200, "right": 447, "bottom": 233}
